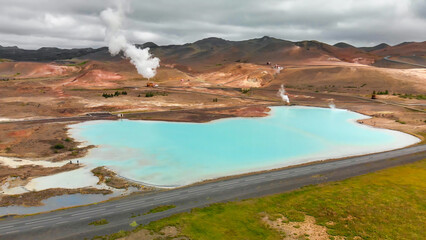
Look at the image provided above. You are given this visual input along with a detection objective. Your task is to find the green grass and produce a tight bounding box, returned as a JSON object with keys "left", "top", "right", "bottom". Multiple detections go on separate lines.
{"left": 89, "top": 219, "right": 109, "bottom": 226}
{"left": 98, "top": 159, "right": 426, "bottom": 240}
{"left": 145, "top": 205, "right": 176, "bottom": 215}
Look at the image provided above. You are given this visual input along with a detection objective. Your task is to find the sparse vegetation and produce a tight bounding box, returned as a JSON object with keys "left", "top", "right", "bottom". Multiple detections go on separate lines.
{"left": 241, "top": 88, "right": 251, "bottom": 94}
{"left": 371, "top": 90, "right": 376, "bottom": 99}
{"left": 396, "top": 120, "right": 406, "bottom": 124}
{"left": 145, "top": 91, "right": 168, "bottom": 97}
{"left": 398, "top": 93, "right": 426, "bottom": 100}
{"left": 102, "top": 91, "right": 127, "bottom": 98}
{"left": 89, "top": 219, "right": 109, "bottom": 226}
{"left": 213, "top": 98, "right": 218, "bottom": 102}
{"left": 101, "top": 159, "right": 426, "bottom": 240}
{"left": 376, "top": 90, "right": 389, "bottom": 95}
{"left": 145, "top": 205, "right": 176, "bottom": 215}
{"left": 52, "top": 143, "right": 65, "bottom": 150}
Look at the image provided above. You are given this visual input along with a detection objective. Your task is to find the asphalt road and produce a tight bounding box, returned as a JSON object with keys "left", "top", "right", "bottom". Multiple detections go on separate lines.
{"left": 383, "top": 56, "right": 426, "bottom": 68}
{"left": 0, "top": 144, "right": 425, "bottom": 240}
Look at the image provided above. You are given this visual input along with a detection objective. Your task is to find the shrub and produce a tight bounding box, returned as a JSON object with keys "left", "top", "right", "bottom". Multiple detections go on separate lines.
{"left": 53, "top": 144, "right": 65, "bottom": 150}
{"left": 213, "top": 98, "right": 218, "bottom": 102}
{"left": 102, "top": 93, "right": 114, "bottom": 98}
{"left": 241, "top": 88, "right": 251, "bottom": 94}
{"left": 145, "top": 92, "right": 154, "bottom": 97}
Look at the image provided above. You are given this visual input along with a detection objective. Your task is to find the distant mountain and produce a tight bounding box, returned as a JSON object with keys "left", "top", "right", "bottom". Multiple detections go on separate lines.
{"left": 0, "top": 46, "right": 102, "bottom": 61}
{"left": 333, "top": 42, "right": 356, "bottom": 48}
{"left": 1, "top": 37, "right": 424, "bottom": 70}
{"left": 359, "top": 43, "right": 390, "bottom": 52}
{"left": 370, "top": 41, "right": 426, "bottom": 56}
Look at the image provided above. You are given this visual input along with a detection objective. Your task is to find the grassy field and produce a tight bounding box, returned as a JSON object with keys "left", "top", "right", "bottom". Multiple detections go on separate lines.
{"left": 98, "top": 159, "right": 426, "bottom": 240}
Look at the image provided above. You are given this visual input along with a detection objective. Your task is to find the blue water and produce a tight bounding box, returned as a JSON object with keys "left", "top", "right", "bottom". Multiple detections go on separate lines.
{"left": 69, "top": 106, "right": 418, "bottom": 187}
{"left": 0, "top": 193, "right": 112, "bottom": 216}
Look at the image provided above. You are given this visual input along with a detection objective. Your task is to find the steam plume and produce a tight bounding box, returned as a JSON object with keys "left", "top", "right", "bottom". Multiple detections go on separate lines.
{"left": 328, "top": 99, "right": 336, "bottom": 109}
{"left": 277, "top": 84, "right": 290, "bottom": 104}
{"left": 100, "top": 2, "right": 160, "bottom": 79}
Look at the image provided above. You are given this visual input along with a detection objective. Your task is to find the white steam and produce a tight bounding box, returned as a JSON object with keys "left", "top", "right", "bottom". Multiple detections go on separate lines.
{"left": 328, "top": 100, "right": 336, "bottom": 109}
{"left": 100, "top": 3, "right": 160, "bottom": 79}
{"left": 277, "top": 84, "right": 290, "bottom": 104}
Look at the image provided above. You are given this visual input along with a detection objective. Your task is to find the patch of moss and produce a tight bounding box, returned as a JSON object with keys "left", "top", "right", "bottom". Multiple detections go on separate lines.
{"left": 89, "top": 219, "right": 109, "bottom": 226}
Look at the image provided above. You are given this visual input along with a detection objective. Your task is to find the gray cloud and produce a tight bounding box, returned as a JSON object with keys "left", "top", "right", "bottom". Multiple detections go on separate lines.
{"left": 0, "top": 0, "right": 424, "bottom": 49}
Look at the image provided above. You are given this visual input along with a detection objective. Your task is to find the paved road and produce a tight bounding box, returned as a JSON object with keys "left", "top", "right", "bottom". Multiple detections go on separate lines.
{"left": 0, "top": 144, "right": 425, "bottom": 240}
{"left": 383, "top": 56, "right": 426, "bottom": 68}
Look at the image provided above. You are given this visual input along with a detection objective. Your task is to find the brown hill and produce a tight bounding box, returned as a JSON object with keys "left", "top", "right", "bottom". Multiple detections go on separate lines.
{"left": 370, "top": 41, "right": 426, "bottom": 57}
{"left": 145, "top": 37, "right": 378, "bottom": 71}
{"left": 359, "top": 43, "right": 390, "bottom": 52}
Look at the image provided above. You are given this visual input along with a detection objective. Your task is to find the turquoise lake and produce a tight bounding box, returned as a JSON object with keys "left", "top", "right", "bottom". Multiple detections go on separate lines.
{"left": 68, "top": 106, "right": 419, "bottom": 187}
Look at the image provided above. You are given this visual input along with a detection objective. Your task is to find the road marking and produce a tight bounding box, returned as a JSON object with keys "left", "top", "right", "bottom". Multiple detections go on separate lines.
{"left": 71, "top": 208, "right": 106, "bottom": 216}
{"left": 218, "top": 182, "right": 237, "bottom": 187}
{"left": 117, "top": 206, "right": 142, "bottom": 212}
{"left": 31, "top": 225, "right": 44, "bottom": 229}
{"left": 24, "top": 216, "right": 62, "bottom": 225}
{"left": 55, "top": 221, "right": 69, "bottom": 225}
{"left": 0, "top": 146, "right": 423, "bottom": 236}
{"left": 0, "top": 225, "right": 14, "bottom": 230}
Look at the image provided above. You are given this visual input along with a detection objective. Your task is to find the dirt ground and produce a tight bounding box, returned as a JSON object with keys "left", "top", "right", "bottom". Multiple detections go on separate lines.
{"left": 0, "top": 163, "right": 80, "bottom": 189}
{"left": 0, "top": 59, "right": 424, "bottom": 208}
{"left": 119, "top": 226, "right": 188, "bottom": 240}
{"left": 262, "top": 214, "right": 347, "bottom": 240}
{"left": 0, "top": 122, "right": 92, "bottom": 161}
{"left": 91, "top": 166, "right": 155, "bottom": 191}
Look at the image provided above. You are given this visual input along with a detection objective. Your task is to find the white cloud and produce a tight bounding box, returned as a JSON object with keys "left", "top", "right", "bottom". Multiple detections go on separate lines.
{"left": 132, "top": 31, "right": 161, "bottom": 43}
{"left": 0, "top": 0, "right": 424, "bottom": 49}
{"left": 44, "top": 14, "right": 76, "bottom": 28}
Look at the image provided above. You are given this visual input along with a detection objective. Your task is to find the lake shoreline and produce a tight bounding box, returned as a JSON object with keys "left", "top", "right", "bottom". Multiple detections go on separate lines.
{"left": 0, "top": 104, "right": 423, "bottom": 215}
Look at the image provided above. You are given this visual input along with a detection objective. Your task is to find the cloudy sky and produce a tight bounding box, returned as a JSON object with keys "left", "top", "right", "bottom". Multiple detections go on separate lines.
{"left": 0, "top": 0, "right": 425, "bottom": 49}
